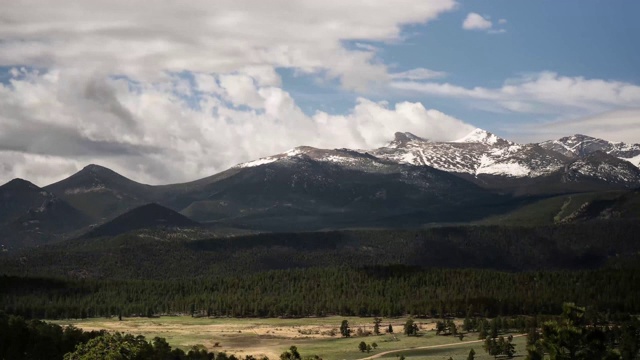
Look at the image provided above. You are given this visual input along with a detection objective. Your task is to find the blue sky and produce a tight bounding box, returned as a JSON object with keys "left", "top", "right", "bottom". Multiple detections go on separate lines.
{"left": 283, "top": 0, "right": 640, "bottom": 136}
{"left": 0, "top": 0, "right": 638, "bottom": 184}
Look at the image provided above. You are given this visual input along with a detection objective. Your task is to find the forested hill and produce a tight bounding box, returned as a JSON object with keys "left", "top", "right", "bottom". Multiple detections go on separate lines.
{"left": 1, "top": 220, "right": 639, "bottom": 280}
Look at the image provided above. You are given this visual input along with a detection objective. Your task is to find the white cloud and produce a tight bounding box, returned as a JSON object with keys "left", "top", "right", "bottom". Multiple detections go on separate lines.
{"left": 512, "top": 109, "right": 640, "bottom": 144}
{"left": 0, "top": 0, "right": 457, "bottom": 91}
{"left": 462, "top": 13, "right": 493, "bottom": 31}
{"left": 0, "top": 69, "right": 474, "bottom": 186}
{"left": 0, "top": 0, "right": 469, "bottom": 185}
{"left": 498, "top": 19, "right": 507, "bottom": 25}
{"left": 390, "top": 68, "right": 447, "bottom": 81}
{"left": 391, "top": 71, "right": 640, "bottom": 116}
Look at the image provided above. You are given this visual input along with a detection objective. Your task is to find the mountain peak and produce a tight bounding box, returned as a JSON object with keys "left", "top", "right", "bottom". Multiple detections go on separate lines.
{"left": 0, "top": 178, "right": 41, "bottom": 191}
{"left": 384, "top": 131, "right": 427, "bottom": 149}
{"left": 85, "top": 202, "right": 199, "bottom": 238}
{"left": 80, "top": 164, "right": 117, "bottom": 175}
{"left": 453, "top": 128, "right": 509, "bottom": 146}
{"left": 394, "top": 132, "right": 426, "bottom": 142}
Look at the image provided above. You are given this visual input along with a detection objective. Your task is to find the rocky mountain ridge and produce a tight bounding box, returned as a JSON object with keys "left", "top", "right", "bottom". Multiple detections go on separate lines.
{"left": 1, "top": 129, "right": 638, "bottom": 248}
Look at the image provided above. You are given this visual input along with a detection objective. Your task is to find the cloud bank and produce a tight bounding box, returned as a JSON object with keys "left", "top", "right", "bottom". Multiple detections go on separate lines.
{"left": 0, "top": 0, "right": 472, "bottom": 185}
{"left": 0, "top": 69, "right": 473, "bottom": 186}
{"left": 392, "top": 71, "right": 640, "bottom": 117}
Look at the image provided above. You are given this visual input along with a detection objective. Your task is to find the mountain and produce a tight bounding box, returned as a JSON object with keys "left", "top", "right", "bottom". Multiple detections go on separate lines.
{"left": 560, "top": 151, "right": 640, "bottom": 187}
{"left": 0, "top": 179, "right": 92, "bottom": 249}
{"left": 45, "top": 164, "right": 157, "bottom": 222}
{"left": 85, "top": 203, "right": 199, "bottom": 238}
{"left": 540, "top": 134, "right": 640, "bottom": 167}
{"left": 0, "top": 179, "right": 53, "bottom": 223}
{"left": 372, "top": 129, "right": 639, "bottom": 194}
{"left": 453, "top": 128, "right": 513, "bottom": 147}
{"left": 176, "top": 146, "right": 507, "bottom": 230}
{"left": 372, "top": 129, "right": 570, "bottom": 180}
{"left": 0, "top": 129, "right": 637, "bottom": 245}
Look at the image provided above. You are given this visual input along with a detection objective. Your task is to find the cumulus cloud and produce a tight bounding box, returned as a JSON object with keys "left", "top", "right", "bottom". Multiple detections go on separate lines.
{"left": 0, "top": 0, "right": 470, "bottom": 185}
{"left": 0, "top": 0, "right": 457, "bottom": 91}
{"left": 462, "top": 13, "right": 493, "bottom": 30}
{"left": 0, "top": 68, "right": 475, "bottom": 186}
{"left": 391, "top": 71, "right": 640, "bottom": 116}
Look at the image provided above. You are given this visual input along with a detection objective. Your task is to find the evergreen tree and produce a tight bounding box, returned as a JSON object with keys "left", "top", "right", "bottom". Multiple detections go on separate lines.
{"left": 490, "top": 317, "right": 499, "bottom": 339}
{"left": 463, "top": 316, "right": 473, "bottom": 332}
{"left": 404, "top": 319, "right": 417, "bottom": 336}
{"left": 373, "top": 317, "right": 382, "bottom": 335}
{"left": 340, "top": 320, "right": 351, "bottom": 338}
{"left": 467, "top": 348, "right": 475, "bottom": 360}
{"left": 280, "top": 346, "right": 301, "bottom": 360}
{"left": 478, "top": 320, "right": 488, "bottom": 340}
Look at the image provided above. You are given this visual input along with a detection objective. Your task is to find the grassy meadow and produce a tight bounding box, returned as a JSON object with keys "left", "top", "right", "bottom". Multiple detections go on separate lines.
{"left": 52, "top": 316, "right": 526, "bottom": 360}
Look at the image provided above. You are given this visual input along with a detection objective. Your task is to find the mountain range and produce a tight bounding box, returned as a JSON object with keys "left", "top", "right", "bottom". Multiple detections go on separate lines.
{"left": 1, "top": 129, "right": 639, "bottom": 249}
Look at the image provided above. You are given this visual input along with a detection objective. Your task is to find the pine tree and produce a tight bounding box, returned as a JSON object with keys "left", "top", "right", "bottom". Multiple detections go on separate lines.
{"left": 373, "top": 317, "right": 382, "bottom": 335}
{"left": 467, "top": 348, "right": 476, "bottom": 360}
{"left": 340, "top": 320, "right": 351, "bottom": 338}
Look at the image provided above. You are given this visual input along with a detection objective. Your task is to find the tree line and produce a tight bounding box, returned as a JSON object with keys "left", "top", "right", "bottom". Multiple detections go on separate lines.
{"left": 2, "top": 265, "right": 639, "bottom": 320}
{"left": 0, "top": 311, "right": 272, "bottom": 360}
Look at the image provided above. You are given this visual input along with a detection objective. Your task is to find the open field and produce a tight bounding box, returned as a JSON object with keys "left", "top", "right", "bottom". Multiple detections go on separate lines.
{"left": 52, "top": 316, "right": 526, "bottom": 359}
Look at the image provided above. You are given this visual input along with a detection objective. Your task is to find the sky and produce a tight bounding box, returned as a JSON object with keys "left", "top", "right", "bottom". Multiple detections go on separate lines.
{"left": 0, "top": 0, "right": 639, "bottom": 185}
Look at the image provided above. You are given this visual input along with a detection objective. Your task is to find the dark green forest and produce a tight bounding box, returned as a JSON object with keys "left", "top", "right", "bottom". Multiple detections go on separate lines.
{"left": 2, "top": 221, "right": 640, "bottom": 280}
{"left": 2, "top": 222, "right": 640, "bottom": 360}
{"left": 2, "top": 265, "right": 640, "bottom": 320}
{"left": 2, "top": 223, "right": 640, "bottom": 320}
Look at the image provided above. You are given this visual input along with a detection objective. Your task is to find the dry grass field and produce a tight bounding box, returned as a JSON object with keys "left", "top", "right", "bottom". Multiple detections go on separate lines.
{"left": 52, "top": 316, "right": 526, "bottom": 360}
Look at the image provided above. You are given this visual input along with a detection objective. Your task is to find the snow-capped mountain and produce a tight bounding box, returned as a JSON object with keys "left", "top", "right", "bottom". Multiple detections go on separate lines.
{"left": 2, "top": 127, "right": 639, "bottom": 246}
{"left": 452, "top": 128, "right": 513, "bottom": 147}
{"left": 540, "top": 134, "right": 640, "bottom": 167}
{"left": 372, "top": 129, "right": 570, "bottom": 178}
{"left": 561, "top": 151, "right": 640, "bottom": 186}
{"left": 188, "top": 144, "right": 501, "bottom": 229}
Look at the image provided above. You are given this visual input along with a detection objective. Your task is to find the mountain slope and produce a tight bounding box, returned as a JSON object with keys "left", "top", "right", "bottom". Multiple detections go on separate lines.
{"left": 0, "top": 179, "right": 92, "bottom": 249}
{"left": 0, "top": 179, "right": 53, "bottom": 223}
{"left": 45, "top": 164, "right": 157, "bottom": 222}
{"left": 560, "top": 151, "right": 640, "bottom": 187}
{"left": 371, "top": 129, "right": 640, "bottom": 195}
{"left": 479, "top": 189, "right": 640, "bottom": 226}
{"left": 372, "top": 129, "right": 570, "bottom": 179}
{"left": 177, "top": 146, "right": 508, "bottom": 230}
{"left": 539, "top": 134, "right": 640, "bottom": 166}
{"left": 85, "top": 203, "right": 199, "bottom": 238}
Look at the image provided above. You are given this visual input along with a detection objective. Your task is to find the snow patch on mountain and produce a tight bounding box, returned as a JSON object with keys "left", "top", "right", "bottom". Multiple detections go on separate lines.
{"left": 237, "top": 148, "right": 306, "bottom": 168}
{"left": 237, "top": 157, "right": 279, "bottom": 168}
{"left": 453, "top": 128, "right": 510, "bottom": 146}
{"left": 621, "top": 154, "right": 640, "bottom": 168}
{"left": 540, "top": 135, "right": 640, "bottom": 168}
{"left": 64, "top": 185, "right": 108, "bottom": 194}
{"left": 476, "top": 159, "right": 531, "bottom": 177}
